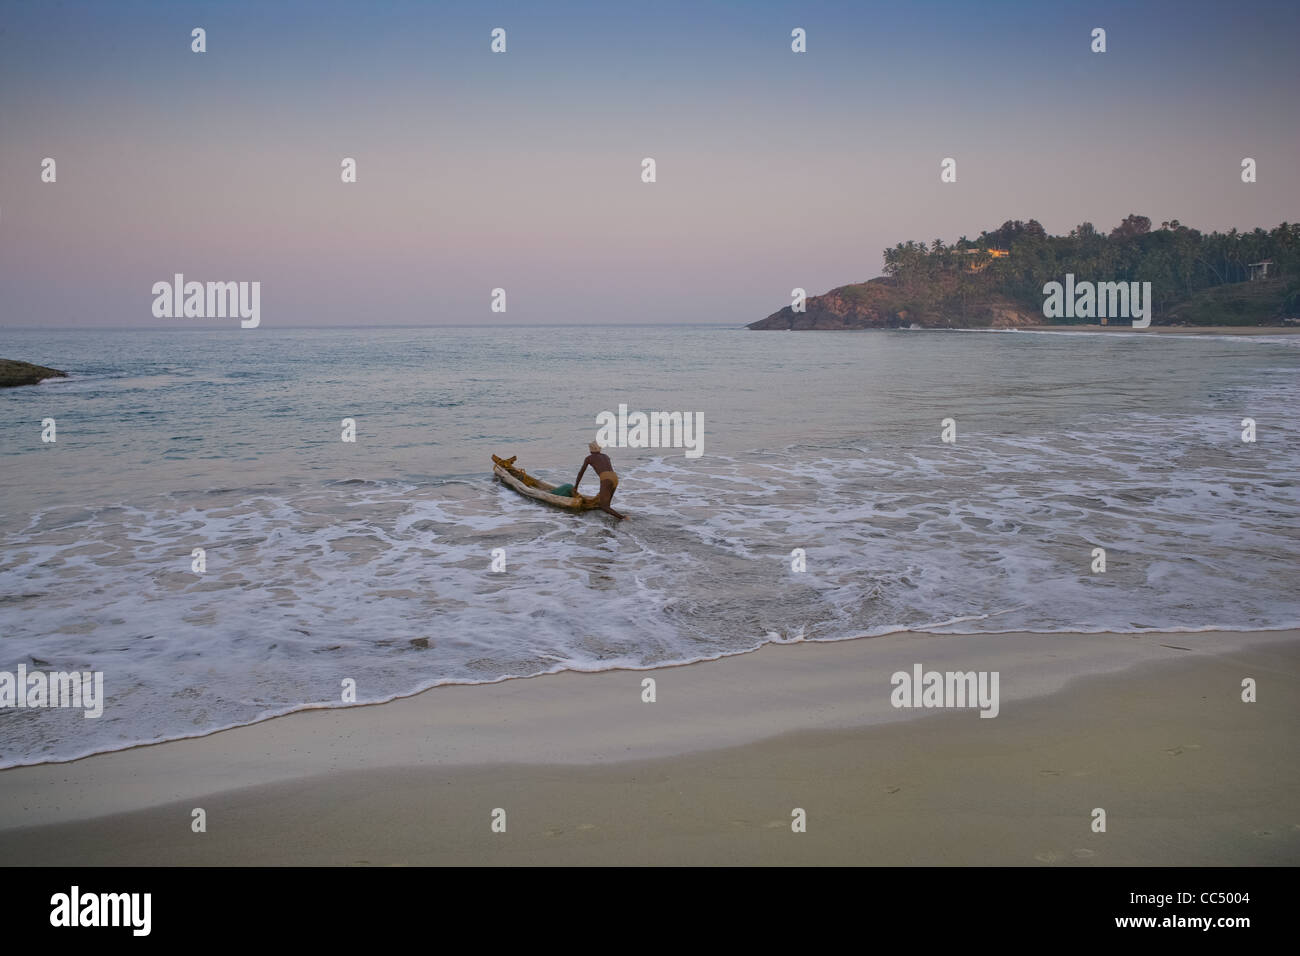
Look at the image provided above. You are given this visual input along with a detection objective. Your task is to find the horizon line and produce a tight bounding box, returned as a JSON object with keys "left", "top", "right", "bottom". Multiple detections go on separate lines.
{"left": 0, "top": 321, "right": 747, "bottom": 332}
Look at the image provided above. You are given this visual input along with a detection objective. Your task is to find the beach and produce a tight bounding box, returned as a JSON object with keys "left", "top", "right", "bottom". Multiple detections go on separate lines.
{"left": 1, "top": 627, "right": 1295, "bottom": 866}
{"left": 1022, "top": 325, "right": 1300, "bottom": 335}
{"left": 4, "top": 326, "right": 1300, "bottom": 773}
{"left": 3, "top": 0, "right": 1299, "bottom": 892}
{"left": 3, "top": 327, "right": 1298, "bottom": 867}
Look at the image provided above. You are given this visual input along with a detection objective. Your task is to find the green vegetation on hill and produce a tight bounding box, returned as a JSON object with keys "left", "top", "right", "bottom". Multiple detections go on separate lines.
{"left": 1164, "top": 275, "right": 1300, "bottom": 326}
{"left": 886, "top": 216, "right": 1299, "bottom": 323}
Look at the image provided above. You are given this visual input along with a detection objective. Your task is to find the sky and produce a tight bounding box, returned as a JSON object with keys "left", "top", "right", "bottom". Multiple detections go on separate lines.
{"left": 1, "top": 0, "right": 1297, "bottom": 327}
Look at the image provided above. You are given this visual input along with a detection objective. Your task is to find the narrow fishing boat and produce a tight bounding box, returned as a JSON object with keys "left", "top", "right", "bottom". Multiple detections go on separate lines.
{"left": 491, "top": 454, "right": 601, "bottom": 511}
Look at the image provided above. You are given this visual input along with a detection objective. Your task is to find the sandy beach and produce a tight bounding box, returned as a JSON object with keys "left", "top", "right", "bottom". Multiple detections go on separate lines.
{"left": 1022, "top": 325, "right": 1300, "bottom": 335}
{"left": 1, "top": 628, "right": 1295, "bottom": 866}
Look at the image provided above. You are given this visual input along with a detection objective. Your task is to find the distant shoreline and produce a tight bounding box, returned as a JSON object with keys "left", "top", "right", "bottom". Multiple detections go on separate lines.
{"left": 1021, "top": 324, "right": 1300, "bottom": 336}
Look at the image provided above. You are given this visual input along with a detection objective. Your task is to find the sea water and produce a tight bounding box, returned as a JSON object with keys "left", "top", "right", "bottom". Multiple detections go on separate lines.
{"left": 1, "top": 325, "right": 1297, "bottom": 765}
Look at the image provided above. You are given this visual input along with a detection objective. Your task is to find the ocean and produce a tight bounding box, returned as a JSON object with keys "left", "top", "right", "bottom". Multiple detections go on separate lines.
{"left": 2, "top": 325, "right": 1298, "bottom": 766}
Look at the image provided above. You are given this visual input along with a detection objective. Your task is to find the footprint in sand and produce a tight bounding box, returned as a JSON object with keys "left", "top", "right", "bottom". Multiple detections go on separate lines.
{"left": 1071, "top": 848, "right": 1096, "bottom": 859}
{"left": 885, "top": 786, "right": 901, "bottom": 794}
{"left": 1039, "top": 769, "right": 1063, "bottom": 777}
{"left": 1033, "top": 850, "right": 1064, "bottom": 863}
{"left": 1164, "top": 747, "right": 1184, "bottom": 756}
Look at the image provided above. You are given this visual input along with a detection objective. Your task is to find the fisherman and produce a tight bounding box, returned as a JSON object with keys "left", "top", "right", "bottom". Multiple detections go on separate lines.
{"left": 574, "top": 441, "right": 625, "bottom": 520}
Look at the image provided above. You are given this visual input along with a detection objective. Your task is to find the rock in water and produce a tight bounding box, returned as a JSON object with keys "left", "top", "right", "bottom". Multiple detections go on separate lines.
{"left": 0, "top": 359, "right": 69, "bottom": 388}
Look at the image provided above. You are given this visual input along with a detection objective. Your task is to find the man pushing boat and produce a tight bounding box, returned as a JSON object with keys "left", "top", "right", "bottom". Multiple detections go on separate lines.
{"left": 574, "top": 441, "right": 626, "bottom": 520}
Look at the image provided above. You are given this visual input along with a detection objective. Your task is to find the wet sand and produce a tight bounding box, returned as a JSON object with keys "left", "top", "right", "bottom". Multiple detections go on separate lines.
{"left": 0, "top": 629, "right": 1295, "bottom": 865}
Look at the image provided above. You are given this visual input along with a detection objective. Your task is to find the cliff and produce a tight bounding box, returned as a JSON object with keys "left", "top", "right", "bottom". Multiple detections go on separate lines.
{"left": 746, "top": 277, "right": 1040, "bottom": 330}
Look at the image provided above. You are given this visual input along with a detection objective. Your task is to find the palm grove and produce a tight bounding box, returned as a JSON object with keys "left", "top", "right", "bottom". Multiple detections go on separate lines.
{"left": 881, "top": 217, "right": 1300, "bottom": 325}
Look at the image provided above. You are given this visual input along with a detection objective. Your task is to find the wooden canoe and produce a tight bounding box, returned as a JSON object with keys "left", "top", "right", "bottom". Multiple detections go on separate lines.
{"left": 492, "top": 454, "right": 601, "bottom": 511}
